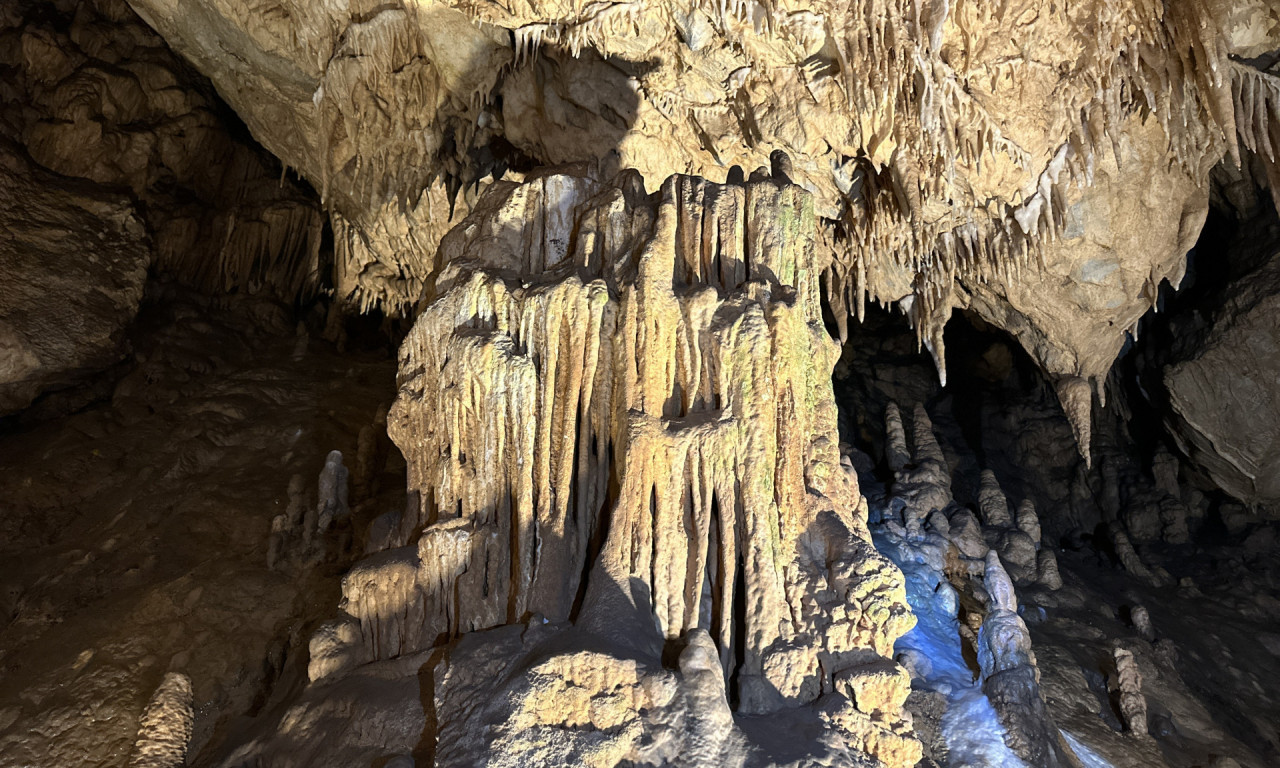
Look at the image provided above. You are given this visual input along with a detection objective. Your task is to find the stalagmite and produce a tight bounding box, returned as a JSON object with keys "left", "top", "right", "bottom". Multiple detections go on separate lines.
{"left": 1113, "top": 646, "right": 1148, "bottom": 736}
{"left": 1131, "top": 605, "right": 1155, "bottom": 641}
{"left": 1111, "top": 528, "right": 1167, "bottom": 587}
{"left": 1037, "top": 549, "right": 1063, "bottom": 590}
{"left": 911, "top": 403, "right": 948, "bottom": 473}
{"left": 317, "top": 450, "right": 350, "bottom": 532}
{"left": 978, "top": 470, "right": 1014, "bottom": 528}
{"left": 884, "top": 401, "right": 911, "bottom": 473}
{"left": 1017, "top": 499, "right": 1042, "bottom": 547}
{"left": 127, "top": 673, "right": 194, "bottom": 768}
{"left": 978, "top": 552, "right": 1075, "bottom": 766}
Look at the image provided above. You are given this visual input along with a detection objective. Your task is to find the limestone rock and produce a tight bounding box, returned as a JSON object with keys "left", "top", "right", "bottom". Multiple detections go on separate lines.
{"left": 1131, "top": 605, "right": 1155, "bottom": 642}
{"left": 947, "top": 510, "right": 990, "bottom": 560}
{"left": 1162, "top": 222, "right": 1280, "bottom": 506}
{"left": 267, "top": 165, "right": 921, "bottom": 763}
{"left": 3, "top": 0, "right": 322, "bottom": 302}
{"left": 317, "top": 450, "right": 350, "bottom": 532}
{"left": 112, "top": 0, "right": 1280, "bottom": 404}
{"left": 977, "top": 470, "right": 1014, "bottom": 528}
{"left": 0, "top": 144, "right": 149, "bottom": 414}
{"left": 884, "top": 401, "right": 911, "bottom": 473}
{"left": 997, "top": 530, "right": 1040, "bottom": 587}
{"left": 1038, "top": 549, "right": 1064, "bottom": 591}
{"left": 1113, "top": 647, "right": 1148, "bottom": 736}
{"left": 978, "top": 553, "right": 1074, "bottom": 766}
{"left": 1017, "top": 499, "right": 1043, "bottom": 549}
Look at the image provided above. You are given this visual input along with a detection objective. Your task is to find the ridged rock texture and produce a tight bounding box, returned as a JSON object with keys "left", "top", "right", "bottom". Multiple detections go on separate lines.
{"left": 0, "top": 0, "right": 324, "bottom": 303}
{"left": 284, "top": 165, "right": 922, "bottom": 766}
{"left": 1159, "top": 215, "right": 1280, "bottom": 507}
{"left": 5, "top": 0, "right": 1280, "bottom": 766}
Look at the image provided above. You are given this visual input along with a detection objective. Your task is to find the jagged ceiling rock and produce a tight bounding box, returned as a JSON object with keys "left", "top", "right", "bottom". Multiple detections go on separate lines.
{"left": 0, "top": 144, "right": 148, "bottom": 414}
{"left": 963, "top": 115, "right": 1210, "bottom": 464}
{"left": 115, "top": 0, "right": 1280, "bottom": 416}
{"left": 0, "top": 0, "right": 323, "bottom": 300}
{"left": 119, "top": 0, "right": 512, "bottom": 312}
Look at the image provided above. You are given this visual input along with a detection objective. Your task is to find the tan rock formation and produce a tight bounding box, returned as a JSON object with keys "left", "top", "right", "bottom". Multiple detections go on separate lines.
{"left": 1113, "top": 646, "right": 1149, "bottom": 736}
{"left": 127, "top": 672, "right": 194, "bottom": 768}
{"left": 252, "top": 165, "right": 921, "bottom": 764}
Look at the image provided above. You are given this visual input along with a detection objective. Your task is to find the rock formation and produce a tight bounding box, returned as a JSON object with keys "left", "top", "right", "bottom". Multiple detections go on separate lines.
{"left": 1113, "top": 646, "right": 1148, "bottom": 736}
{"left": 5, "top": 0, "right": 1280, "bottom": 767}
{"left": 127, "top": 672, "right": 194, "bottom": 768}
{"left": 1161, "top": 216, "right": 1280, "bottom": 507}
{"left": 0, "top": 143, "right": 148, "bottom": 414}
{"left": 235, "top": 164, "right": 922, "bottom": 766}
{"left": 110, "top": 0, "right": 1280, "bottom": 448}
{"left": 978, "top": 552, "right": 1077, "bottom": 766}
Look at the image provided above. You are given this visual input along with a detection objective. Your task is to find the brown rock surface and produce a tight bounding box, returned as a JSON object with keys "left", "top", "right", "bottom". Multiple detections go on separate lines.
{"left": 1162, "top": 220, "right": 1280, "bottom": 507}
{"left": 0, "top": 145, "right": 148, "bottom": 414}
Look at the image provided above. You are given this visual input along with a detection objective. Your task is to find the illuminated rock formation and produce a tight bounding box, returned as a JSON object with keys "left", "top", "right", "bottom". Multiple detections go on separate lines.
{"left": 258, "top": 164, "right": 920, "bottom": 766}
{"left": 127, "top": 673, "right": 194, "bottom": 768}
{"left": 115, "top": 0, "right": 1279, "bottom": 451}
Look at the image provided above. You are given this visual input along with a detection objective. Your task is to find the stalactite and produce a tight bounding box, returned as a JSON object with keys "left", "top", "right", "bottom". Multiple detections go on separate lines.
{"left": 1055, "top": 375, "right": 1094, "bottom": 467}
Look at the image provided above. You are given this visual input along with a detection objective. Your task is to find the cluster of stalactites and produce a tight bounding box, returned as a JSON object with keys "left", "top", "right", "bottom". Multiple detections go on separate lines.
{"left": 162, "top": 201, "right": 326, "bottom": 303}
{"left": 385, "top": 165, "right": 850, "bottom": 695}
{"left": 820, "top": 0, "right": 1280, "bottom": 378}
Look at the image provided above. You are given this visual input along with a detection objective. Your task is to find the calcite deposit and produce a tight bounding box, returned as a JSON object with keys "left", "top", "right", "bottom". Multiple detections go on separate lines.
{"left": 6, "top": 0, "right": 1280, "bottom": 767}
{"left": 286, "top": 165, "right": 918, "bottom": 765}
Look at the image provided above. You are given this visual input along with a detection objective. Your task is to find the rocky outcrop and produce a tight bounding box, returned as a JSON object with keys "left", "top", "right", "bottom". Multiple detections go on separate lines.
{"left": 0, "top": 145, "right": 149, "bottom": 414}
{"left": 0, "top": 0, "right": 322, "bottom": 301}
{"left": 1162, "top": 219, "right": 1280, "bottom": 508}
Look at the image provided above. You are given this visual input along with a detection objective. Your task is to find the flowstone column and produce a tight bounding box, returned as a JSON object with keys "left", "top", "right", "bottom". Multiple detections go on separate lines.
{"left": 375, "top": 164, "right": 917, "bottom": 764}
